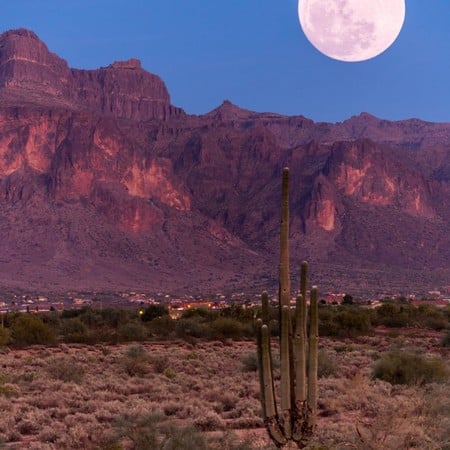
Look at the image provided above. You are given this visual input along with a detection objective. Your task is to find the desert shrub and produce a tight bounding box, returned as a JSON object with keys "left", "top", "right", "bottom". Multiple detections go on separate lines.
{"left": 0, "top": 327, "right": 10, "bottom": 346}
{"left": 163, "top": 367, "right": 176, "bottom": 379}
{"left": 60, "top": 318, "right": 89, "bottom": 343}
{"left": 10, "top": 314, "right": 56, "bottom": 346}
{"left": 319, "top": 307, "right": 372, "bottom": 337}
{"left": 125, "top": 344, "right": 146, "bottom": 359}
{"left": 102, "top": 308, "right": 127, "bottom": 327}
{"left": 208, "top": 431, "right": 255, "bottom": 450}
{"left": 175, "top": 317, "right": 211, "bottom": 339}
{"left": 0, "top": 385, "right": 15, "bottom": 397}
{"left": 374, "top": 303, "right": 449, "bottom": 329}
{"left": 195, "top": 412, "right": 223, "bottom": 431}
{"left": 121, "top": 344, "right": 149, "bottom": 377}
{"left": 373, "top": 348, "right": 449, "bottom": 385}
{"left": 150, "top": 354, "right": 169, "bottom": 373}
{"left": 47, "top": 357, "right": 85, "bottom": 383}
{"left": 442, "top": 330, "right": 450, "bottom": 347}
{"left": 146, "top": 315, "right": 176, "bottom": 338}
{"left": 318, "top": 349, "right": 338, "bottom": 378}
{"left": 421, "top": 312, "right": 449, "bottom": 331}
{"left": 181, "top": 307, "right": 218, "bottom": 321}
{"left": 220, "top": 305, "right": 255, "bottom": 322}
{"left": 40, "top": 311, "right": 61, "bottom": 329}
{"left": 107, "top": 413, "right": 208, "bottom": 450}
{"left": 61, "top": 308, "right": 84, "bottom": 319}
{"left": 140, "top": 304, "right": 169, "bottom": 322}
{"left": 209, "top": 317, "right": 246, "bottom": 340}
{"left": 118, "top": 322, "right": 148, "bottom": 341}
{"left": 241, "top": 352, "right": 258, "bottom": 372}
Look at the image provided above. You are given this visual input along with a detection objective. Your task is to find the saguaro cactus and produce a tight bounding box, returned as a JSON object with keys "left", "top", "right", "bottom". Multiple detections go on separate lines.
{"left": 256, "top": 168, "right": 318, "bottom": 449}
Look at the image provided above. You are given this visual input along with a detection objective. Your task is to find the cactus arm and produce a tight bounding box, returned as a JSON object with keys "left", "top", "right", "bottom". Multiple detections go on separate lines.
{"left": 294, "top": 294, "right": 307, "bottom": 404}
{"left": 279, "top": 167, "right": 290, "bottom": 309}
{"left": 255, "top": 318, "right": 266, "bottom": 419}
{"left": 300, "top": 261, "right": 308, "bottom": 340}
{"left": 280, "top": 305, "right": 292, "bottom": 438}
{"left": 261, "top": 291, "right": 270, "bottom": 325}
{"left": 307, "top": 286, "right": 319, "bottom": 431}
{"left": 261, "top": 325, "right": 287, "bottom": 445}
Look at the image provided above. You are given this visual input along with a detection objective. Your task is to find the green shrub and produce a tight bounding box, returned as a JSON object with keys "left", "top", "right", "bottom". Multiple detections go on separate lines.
{"left": 319, "top": 307, "right": 372, "bottom": 337}
{"left": 181, "top": 307, "right": 218, "bottom": 321}
{"left": 318, "top": 349, "right": 338, "bottom": 378}
{"left": 107, "top": 413, "right": 208, "bottom": 450}
{"left": 47, "top": 357, "right": 85, "bottom": 383}
{"left": 150, "top": 355, "right": 169, "bottom": 374}
{"left": 163, "top": 367, "right": 176, "bottom": 379}
{"left": 10, "top": 314, "right": 56, "bottom": 346}
{"left": 209, "top": 317, "right": 246, "bottom": 340}
{"left": 175, "top": 317, "right": 211, "bottom": 339}
{"left": 373, "top": 348, "right": 449, "bottom": 386}
{"left": 140, "top": 305, "right": 169, "bottom": 322}
{"left": 121, "top": 345, "right": 148, "bottom": 377}
{"left": 0, "top": 327, "right": 10, "bottom": 346}
{"left": 374, "top": 303, "right": 449, "bottom": 329}
{"left": 0, "top": 384, "right": 15, "bottom": 398}
{"left": 442, "top": 330, "right": 450, "bottom": 347}
{"left": 241, "top": 353, "right": 258, "bottom": 372}
{"left": 118, "top": 322, "right": 147, "bottom": 341}
{"left": 220, "top": 305, "right": 255, "bottom": 322}
{"left": 146, "top": 315, "right": 176, "bottom": 338}
{"left": 60, "top": 318, "right": 89, "bottom": 343}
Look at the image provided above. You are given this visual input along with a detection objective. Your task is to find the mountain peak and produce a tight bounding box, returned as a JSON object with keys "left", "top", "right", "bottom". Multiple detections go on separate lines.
{"left": 0, "top": 28, "right": 182, "bottom": 121}
{"left": 109, "top": 59, "right": 142, "bottom": 70}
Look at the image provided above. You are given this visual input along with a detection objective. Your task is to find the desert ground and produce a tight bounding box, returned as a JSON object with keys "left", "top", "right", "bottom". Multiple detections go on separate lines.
{"left": 0, "top": 326, "right": 448, "bottom": 450}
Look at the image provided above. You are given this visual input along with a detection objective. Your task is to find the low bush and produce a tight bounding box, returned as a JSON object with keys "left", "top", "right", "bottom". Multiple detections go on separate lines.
{"left": 373, "top": 303, "right": 449, "bottom": 330}
{"left": 175, "top": 317, "right": 211, "bottom": 339}
{"left": 47, "top": 357, "right": 85, "bottom": 383}
{"left": 118, "top": 322, "right": 148, "bottom": 341}
{"left": 10, "top": 314, "right": 56, "bottom": 346}
{"left": 140, "top": 305, "right": 169, "bottom": 322}
{"left": 319, "top": 307, "right": 372, "bottom": 337}
{"left": 209, "top": 317, "right": 247, "bottom": 340}
{"left": 442, "top": 330, "right": 450, "bottom": 347}
{"left": 372, "top": 348, "right": 449, "bottom": 386}
{"left": 121, "top": 344, "right": 149, "bottom": 377}
{"left": 107, "top": 413, "right": 209, "bottom": 450}
{"left": 0, "top": 327, "right": 10, "bottom": 346}
{"left": 241, "top": 352, "right": 258, "bottom": 372}
{"left": 318, "top": 349, "right": 338, "bottom": 378}
{"left": 146, "top": 315, "right": 176, "bottom": 338}
{"left": 60, "top": 318, "right": 89, "bottom": 343}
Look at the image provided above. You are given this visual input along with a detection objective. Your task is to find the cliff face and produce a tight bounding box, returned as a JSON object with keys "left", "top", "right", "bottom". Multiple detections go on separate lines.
{"left": 0, "top": 29, "right": 449, "bottom": 295}
{"left": 0, "top": 29, "right": 182, "bottom": 120}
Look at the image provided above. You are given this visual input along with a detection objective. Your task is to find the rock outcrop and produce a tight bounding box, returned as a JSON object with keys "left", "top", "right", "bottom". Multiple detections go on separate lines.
{"left": 0, "top": 28, "right": 182, "bottom": 120}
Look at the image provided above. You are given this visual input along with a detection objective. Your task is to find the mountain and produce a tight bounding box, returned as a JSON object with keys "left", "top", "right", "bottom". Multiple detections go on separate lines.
{"left": 0, "top": 29, "right": 449, "bottom": 297}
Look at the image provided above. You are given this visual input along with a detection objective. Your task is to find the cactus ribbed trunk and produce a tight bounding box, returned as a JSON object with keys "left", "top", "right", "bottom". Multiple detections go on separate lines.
{"left": 256, "top": 167, "right": 319, "bottom": 449}
{"left": 307, "top": 286, "right": 319, "bottom": 430}
{"left": 279, "top": 167, "right": 290, "bottom": 310}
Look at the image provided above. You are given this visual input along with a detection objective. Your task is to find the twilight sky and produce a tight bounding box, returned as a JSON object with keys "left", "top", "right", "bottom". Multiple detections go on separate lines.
{"left": 1, "top": 0, "right": 449, "bottom": 123}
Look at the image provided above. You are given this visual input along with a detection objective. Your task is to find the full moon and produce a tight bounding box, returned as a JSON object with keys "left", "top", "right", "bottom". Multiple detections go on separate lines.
{"left": 298, "top": 0, "right": 406, "bottom": 62}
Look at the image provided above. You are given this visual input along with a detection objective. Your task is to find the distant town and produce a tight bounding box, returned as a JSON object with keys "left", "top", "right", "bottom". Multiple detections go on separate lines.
{"left": 1, "top": 287, "right": 449, "bottom": 317}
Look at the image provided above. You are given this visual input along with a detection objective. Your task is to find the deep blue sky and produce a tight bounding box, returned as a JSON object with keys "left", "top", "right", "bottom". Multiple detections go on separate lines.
{"left": 1, "top": 0, "right": 449, "bottom": 123}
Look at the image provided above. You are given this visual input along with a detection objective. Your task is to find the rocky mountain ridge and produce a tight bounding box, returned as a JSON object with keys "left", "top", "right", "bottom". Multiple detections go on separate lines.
{"left": 0, "top": 29, "right": 448, "bottom": 296}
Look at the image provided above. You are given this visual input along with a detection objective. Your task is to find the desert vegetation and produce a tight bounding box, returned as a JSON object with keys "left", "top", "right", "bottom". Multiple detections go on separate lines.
{"left": 0, "top": 323, "right": 448, "bottom": 449}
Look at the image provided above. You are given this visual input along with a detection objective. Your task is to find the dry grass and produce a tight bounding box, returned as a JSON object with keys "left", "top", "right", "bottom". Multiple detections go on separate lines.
{"left": 0, "top": 329, "right": 448, "bottom": 449}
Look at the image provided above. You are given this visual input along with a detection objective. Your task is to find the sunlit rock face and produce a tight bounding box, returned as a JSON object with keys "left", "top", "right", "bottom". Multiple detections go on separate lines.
{"left": 0, "top": 29, "right": 182, "bottom": 121}
{"left": 325, "top": 140, "right": 436, "bottom": 219}
{"left": 0, "top": 28, "right": 449, "bottom": 293}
